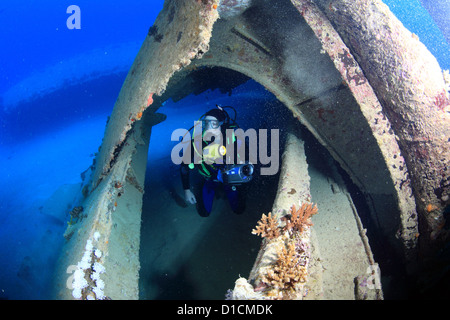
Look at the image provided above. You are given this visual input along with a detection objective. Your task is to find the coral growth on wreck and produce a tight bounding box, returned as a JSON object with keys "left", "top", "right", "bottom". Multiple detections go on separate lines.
{"left": 252, "top": 203, "right": 318, "bottom": 240}
{"left": 282, "top": 203, "right": 318, "bottom": 234}
{"left": 251, "top": 212, "right": 280, "bottom": 239}
{"left": 244, "top": 202, "right": 318, "bottom": 299}
{"left": 262, "top": 241, "right": 308, "bottom": 298}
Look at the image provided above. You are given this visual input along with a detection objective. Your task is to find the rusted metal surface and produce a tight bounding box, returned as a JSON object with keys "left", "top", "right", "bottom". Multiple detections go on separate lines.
{"left": 89, "top": 0, "right": 220, "bottom": 194}
{"left": 314, "top": 0, "right": 450, "bottom": 249}
{"left": 290, "top": 0, "right": 418, "bottom": 260}
{"left": 167, "top": 0, "right": 417, "bottom": 261}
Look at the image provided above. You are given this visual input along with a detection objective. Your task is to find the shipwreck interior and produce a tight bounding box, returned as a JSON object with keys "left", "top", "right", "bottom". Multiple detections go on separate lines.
{"left": 138, "top": 81, "right": 287, "bottom": 299}
{"left": 54, "top": 0, "right": 449, "bottom": 300}
{"left": 137, "top": 75, "right": 407, "bottom": 299}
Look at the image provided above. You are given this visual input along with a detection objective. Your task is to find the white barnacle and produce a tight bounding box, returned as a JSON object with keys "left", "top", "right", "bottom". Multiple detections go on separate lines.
{"left": 93, "top": 262, "right": 105, "bottom": 274}
{"left": 91, "top": 271, "right": 100, "bottom": 281}
{"left": 72, "top": 273, "right": 88, "bottom": 290}
{"left": 96, "top": 279, "right": 105, "bottom": 290}
{"left": 85, "top": 239, "right": 93, "bottom": 252}
{"left": 72, "top": 288, "right": 82, "bottom": 299}
{"left": 92, "top": 286, "right": 105, "bottom": 300}
{"left": 94, "top": 249, "right": 102, "bottom": 259}
{"left": 77, "top": 259, "right": 91, "bottom": 270}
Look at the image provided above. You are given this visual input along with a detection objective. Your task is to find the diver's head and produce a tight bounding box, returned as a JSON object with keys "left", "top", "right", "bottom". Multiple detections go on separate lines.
{"left": 202, "top": 108, "right": 227, "bottom": 134}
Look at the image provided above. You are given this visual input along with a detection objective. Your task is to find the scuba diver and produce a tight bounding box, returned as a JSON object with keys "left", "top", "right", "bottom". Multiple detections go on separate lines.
{"left": 180, "top": 106, "right": 254, "bottom": 217}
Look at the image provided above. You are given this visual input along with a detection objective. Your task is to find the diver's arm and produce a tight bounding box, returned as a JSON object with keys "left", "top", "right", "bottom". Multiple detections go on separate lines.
{"left": 181, "top": 164, "right": 196, "bottom": 204}
{"left": 181, "top": 164, "right": 190, "bottom": 190}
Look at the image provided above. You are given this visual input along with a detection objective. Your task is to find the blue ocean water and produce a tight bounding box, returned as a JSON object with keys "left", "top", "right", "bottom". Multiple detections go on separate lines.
{"left": 384, "top": 0, "right": 450, "bottom": 70}
{"left": 0, "top": 0, "right": 165, "bottom": 300}
{"left": 0, "top": 1, "right": 448, "bottom": 300}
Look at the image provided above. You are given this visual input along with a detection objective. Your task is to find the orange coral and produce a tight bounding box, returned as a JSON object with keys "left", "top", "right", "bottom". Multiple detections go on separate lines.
{"left": 147, "top": 93, "right": 154, "bottom": 107}
{"left": 283, "top": 203, "right": 318, "bottom": 234}
{"left": 426, "top": 203, "right": 438, "bottom": 213}
{"left": 252, "top": 212, "right": 280, "bottom": 240}
{"left": 262, "top": 242, "right": 307, "bottom": 298}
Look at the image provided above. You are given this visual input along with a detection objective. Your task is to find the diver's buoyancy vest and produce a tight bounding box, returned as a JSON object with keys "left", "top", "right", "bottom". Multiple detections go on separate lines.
{"left": 190, "top": 124, "right": 241, "bottom": 179}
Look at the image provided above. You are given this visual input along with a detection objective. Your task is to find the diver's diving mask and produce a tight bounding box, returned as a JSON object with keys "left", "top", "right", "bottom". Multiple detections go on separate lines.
{"left": 202, "top": 119, "right": 223, "bottom": 130}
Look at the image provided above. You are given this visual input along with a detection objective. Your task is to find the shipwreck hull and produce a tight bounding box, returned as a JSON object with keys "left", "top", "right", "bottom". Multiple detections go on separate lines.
{"left": 53, "top": 0, "right": 449, "bottom": 299}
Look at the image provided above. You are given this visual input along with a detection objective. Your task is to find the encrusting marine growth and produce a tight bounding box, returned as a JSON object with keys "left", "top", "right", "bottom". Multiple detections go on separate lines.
{"left": 228, "top": 202, "right": 318, "bottom": 300}
{"left": 261, "top": 241, "right": 308, "bottom": 298}
{"left": 251, "top": 212, "right": 280, "bottom": 239}
{"left": 282, "top": 203, "right": 318, "bottom": 234}
{"left": 71, "top": 232, "right": 109, "bottom": 300}
{"left": 252, "top": 203, "right": 318, "bottom": 239}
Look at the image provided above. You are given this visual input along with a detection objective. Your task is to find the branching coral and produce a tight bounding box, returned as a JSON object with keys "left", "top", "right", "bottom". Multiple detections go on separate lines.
{"left": 261, "top": 242, "right": 307, "bottom": 298}
{"left": 248, "top": 202, "right": 318, "bottom": 299}
{"left": 251, "top": 212, "right": 280, "bottom": 239}
{"left": 283, "top": 203, "right": 318, "bottom": 234}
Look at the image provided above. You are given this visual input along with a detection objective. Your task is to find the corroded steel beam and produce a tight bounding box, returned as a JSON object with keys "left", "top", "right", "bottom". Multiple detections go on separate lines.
{"left": 314, "top": 0, "right": 450, "bottom": 248}
{"left": 290, "top": 0, "right": 418, "bottom": 260}
{"left": 88, "top": 1, "right": 220, "bottom": 194}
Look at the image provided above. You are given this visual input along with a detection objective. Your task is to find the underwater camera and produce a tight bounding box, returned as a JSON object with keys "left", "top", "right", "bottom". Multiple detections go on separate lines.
{"left": 218, "top": 163, "right": 254, "bottom": 185}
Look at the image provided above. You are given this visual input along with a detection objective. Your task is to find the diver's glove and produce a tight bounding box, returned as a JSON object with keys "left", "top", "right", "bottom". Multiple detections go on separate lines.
{"left": 184, "top": 189, "right": 197, "bottom": 204}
